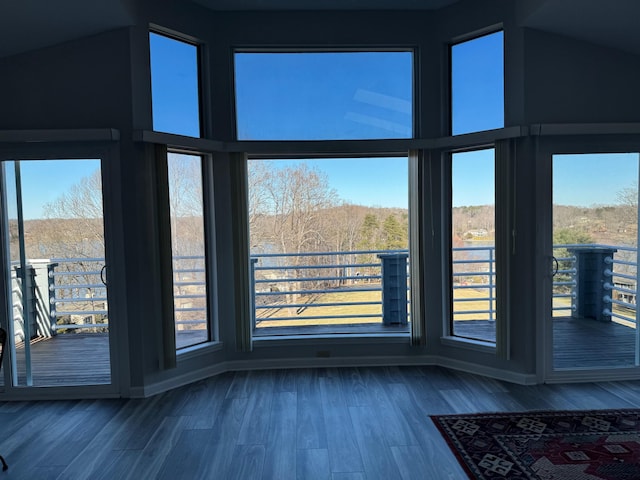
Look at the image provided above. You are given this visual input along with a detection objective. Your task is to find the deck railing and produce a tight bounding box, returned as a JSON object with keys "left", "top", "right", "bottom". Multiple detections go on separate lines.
{"left": 552, "top": 244, "right": 638, "bottom": 325}
{"left": 9, "top": 243, "right": 639, "bottom": 340}
{"left": 250, "top": 249, "right": 409, "bottom": 328}
{"left": 452, "top": 246, "right": 496, "bottom": 321}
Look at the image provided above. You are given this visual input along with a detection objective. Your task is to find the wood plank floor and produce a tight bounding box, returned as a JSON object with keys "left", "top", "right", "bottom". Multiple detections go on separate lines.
{"left": 1, "top": 366, "right": 640, "bottom": 479}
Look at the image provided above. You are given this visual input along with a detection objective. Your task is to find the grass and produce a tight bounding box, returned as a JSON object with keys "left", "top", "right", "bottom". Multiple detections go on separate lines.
{"left": 256, "top": 284, "right": 504, "bottom": 328}
{"left": 256, "top": 284, "right": 639, "bottom": 329}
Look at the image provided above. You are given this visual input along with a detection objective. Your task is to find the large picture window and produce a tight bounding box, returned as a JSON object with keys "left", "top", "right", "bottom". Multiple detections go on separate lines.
{"left": 234, "top": 51, "right": 413, "bottom": 140}
{"left": 248, "top": 157, "right": 410, "bottom": 336}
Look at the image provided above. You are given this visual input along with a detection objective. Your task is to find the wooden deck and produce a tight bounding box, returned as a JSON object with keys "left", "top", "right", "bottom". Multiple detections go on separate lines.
{"left": 454, "top": 316, "right": 640, "bottom": 369}
{"left": 2, "top": 330, "right": 210, "bottom": 388}
{"left": 1, "top": 317, "right": 638, "bottom": 387}
{"left": 9, "top": 334, "right": 111, "bottom": 387}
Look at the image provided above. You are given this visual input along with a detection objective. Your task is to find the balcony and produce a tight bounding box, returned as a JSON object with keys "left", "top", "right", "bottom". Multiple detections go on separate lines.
{"left": 2, "top": 244, "right": 639, "bottom": 387}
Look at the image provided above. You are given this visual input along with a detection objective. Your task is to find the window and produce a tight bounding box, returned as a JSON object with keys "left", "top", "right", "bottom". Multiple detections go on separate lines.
{"left": 234, "top": 51, "right": 413, "bottom": 140}
{"left": 451, "top": 31, "right": 504, "bottom": 135}
{"left": 149, "top": 32, "right": 201, "bottom": 137}
{"left": 450, "top": 148, "right": 496, "bottom": 343}
{"left": 248, "top": 157, "right": 410, "bottom": 336}
{"left": 167, "top": 153, "right": 210, "bottom": 349}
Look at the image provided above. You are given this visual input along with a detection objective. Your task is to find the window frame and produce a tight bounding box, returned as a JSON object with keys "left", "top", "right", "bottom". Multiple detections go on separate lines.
{"left": 445, "top": 145, "right": 498, "bottom": 347}
{"left": 165, "top": 149, "right": 218, "bottom": 353}
{"left": 245, "top": 153, "right": 414, "bottom": 340}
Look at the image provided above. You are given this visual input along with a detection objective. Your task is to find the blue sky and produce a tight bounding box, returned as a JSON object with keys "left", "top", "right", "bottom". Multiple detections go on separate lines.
{"left": 452, "top": 31, "right": 504, "bottom": 135}
{"left": 452, "top": 149, "right": 495, "bottom": 207}
{"left": 253, "top": 158, "right": 409, "bottom": 209}
{"left": 6, "top": 160, "right": 100, "bottom": 219}
{"left": 234, "top": 52, "right": 413, "bottom": 140}
{"left": 553, "top": 153, "right": 639, "bottom": 206}
{"left": 11, "top": 34, "right": 640, "bottom": 219}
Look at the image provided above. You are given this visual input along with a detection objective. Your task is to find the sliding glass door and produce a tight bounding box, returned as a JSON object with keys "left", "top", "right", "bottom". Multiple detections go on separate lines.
{"left": 551, "top": 152, "right": 640, "bottom": 371}
{"left": 1, "top": 159, "right": 112, "bottom": 387}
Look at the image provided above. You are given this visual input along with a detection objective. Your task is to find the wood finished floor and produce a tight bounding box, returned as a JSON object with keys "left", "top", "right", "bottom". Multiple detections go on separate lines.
{"left": 2, "top": 366, "right": 640, "bottom": 479}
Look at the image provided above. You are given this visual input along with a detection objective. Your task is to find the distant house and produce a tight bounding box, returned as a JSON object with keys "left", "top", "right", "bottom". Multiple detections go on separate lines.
{"left": 465, "top": 229, "right": 488, "bottom": 238}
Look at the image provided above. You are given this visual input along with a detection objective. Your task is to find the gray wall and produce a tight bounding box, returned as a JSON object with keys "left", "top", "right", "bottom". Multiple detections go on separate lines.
{"left": 523, "top": 28, "right": 640, "bottom": 124}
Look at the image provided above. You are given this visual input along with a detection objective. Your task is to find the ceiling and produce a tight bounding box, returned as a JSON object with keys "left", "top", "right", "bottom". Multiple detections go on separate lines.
{"left": 193, "top": 0, "right": 458, "bottom": 10}
{"left": 522, "top": 0, "right": 640, "bottom": 56}
{"left": 1, "top": 0, "right": 639, "bottom": 58}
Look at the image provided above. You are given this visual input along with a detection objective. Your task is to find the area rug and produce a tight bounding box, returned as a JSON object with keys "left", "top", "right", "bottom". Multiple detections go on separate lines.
{"left": 431, "top": 409, "right": 640, "bottom": 479}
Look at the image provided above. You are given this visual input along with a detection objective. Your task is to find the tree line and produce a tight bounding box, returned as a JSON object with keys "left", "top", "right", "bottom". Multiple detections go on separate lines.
{"left": 17, "top": 164, "right": 640, "bottom": 264}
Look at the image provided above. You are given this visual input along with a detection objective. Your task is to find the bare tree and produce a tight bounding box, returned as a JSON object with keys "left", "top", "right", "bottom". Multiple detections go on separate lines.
{"left": 167, "top": 153, "right": 205, "bottom": 257}
{"left": 249, "top": 161, "right": 338, "bottom": 255}
{"left": 616, "top": 182, "right": 638, "bottom": 228}
{"left": 42, "top": 168, "right": 105, "bottom": 257}
{"left": 248, "top": 160, "right": 339, "bottom": 308}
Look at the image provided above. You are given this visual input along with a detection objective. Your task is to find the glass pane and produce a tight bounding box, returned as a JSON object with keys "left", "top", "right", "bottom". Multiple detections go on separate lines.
{"left": 248, "top": 157, "right": 410, "bottom": 336}
{"left": 150, "top": 32, "right": 200, "bottom": 137}
{"left": 451, "top": 31, "right": 504, "bottom": 135}
{"left": 451, "top": 149, "right": 496, "bottom": 342}
{"left": 235, "top": 52, "right": 413, "bottom": 140}
{"left": 2, "top": 159, "right": 110, "bottom": 387}
{"left": 552, "top": 153, "right": 640, "bottom": 369}
{"left": 167, "top": 153, "right": 209, "bottom": 349}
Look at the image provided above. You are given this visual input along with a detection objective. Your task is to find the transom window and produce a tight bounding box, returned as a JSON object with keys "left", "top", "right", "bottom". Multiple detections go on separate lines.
{"left": 234, "top": 51, "right": 414, "bottom": 140}
{"left": 451, "top": 31, "right": 504, "bottom": 135}
{"left": 149, "top": 32, "right": 201, "bottom": 137}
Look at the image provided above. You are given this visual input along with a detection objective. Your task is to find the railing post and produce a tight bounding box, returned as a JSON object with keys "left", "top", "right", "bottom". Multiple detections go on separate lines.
{"left": 47, "top": 262, "right": 58, "bottom": 335}
{"left": 568, "top": 247, "right": 617, "bottom": 322}
{"left": 377, "top": 253, "right": 409, "bottom": 325}
{"left": 250, "top": 257, "right": 258, "bottom": 330}
{"left": 28, "top": 260, "right": 57, "bottom": 337}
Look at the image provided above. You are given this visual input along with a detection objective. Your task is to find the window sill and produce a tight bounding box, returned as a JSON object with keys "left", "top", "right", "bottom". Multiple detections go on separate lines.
{"left": 177, "top": 341, "right": 224, "bottom": 361}
{"left": 440, "top": 335, "right": 496, "bottom": 354}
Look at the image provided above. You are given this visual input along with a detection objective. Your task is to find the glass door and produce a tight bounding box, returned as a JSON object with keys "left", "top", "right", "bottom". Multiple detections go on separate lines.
{"left": 1, "top": 159, "right": 111, "bottom": 387}
{"left": 551, "top": 153, "right": 640, "bottom": 370}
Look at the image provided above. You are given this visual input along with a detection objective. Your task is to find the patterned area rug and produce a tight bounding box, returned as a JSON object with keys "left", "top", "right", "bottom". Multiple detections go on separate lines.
{"left": 431, "top": 409, "right": 640, "bottom": 479}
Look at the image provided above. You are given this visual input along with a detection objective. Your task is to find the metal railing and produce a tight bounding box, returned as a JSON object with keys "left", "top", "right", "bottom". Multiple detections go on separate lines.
{"left": 49, "top": 257, "right": 108, "bottom": 331}
{"left": 452, "top": 246, "right": 496, "bottom": 322}
{"left": 171, "top": 255, "right": 207, "bottom": 330}
{"left": 9, "top": 243, "right": 639, "bottom": 339}
{"left": 250, "top": 249, "right": 410, "bottom": 328}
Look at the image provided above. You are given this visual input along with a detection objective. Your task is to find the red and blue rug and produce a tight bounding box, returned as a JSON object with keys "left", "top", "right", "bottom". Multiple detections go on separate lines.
{"left": 431, "top": 409, "right": 640, "bottom": 479}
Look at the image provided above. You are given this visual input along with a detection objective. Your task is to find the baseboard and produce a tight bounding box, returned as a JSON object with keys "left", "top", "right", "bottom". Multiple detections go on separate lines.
{"left": 436, "top": 356, "right": 538, "bottom": 385}
{"left": 132, "top": 362, "right": 230, "bottom": 398}
{"left": 133, "top": 353, "right": 537, "bottom": 398}
{"left": 544, "top": 368, "right": 640, "bottom": 384}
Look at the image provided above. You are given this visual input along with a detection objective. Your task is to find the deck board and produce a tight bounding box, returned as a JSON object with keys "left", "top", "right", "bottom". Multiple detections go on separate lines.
{"left": 2, "top": 317, "right": 639, "bottom": 387}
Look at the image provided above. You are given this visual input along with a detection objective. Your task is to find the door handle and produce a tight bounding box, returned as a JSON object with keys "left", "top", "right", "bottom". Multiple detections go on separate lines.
{"left": 100, "top": 265, "right": 107, "bottom": 286}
